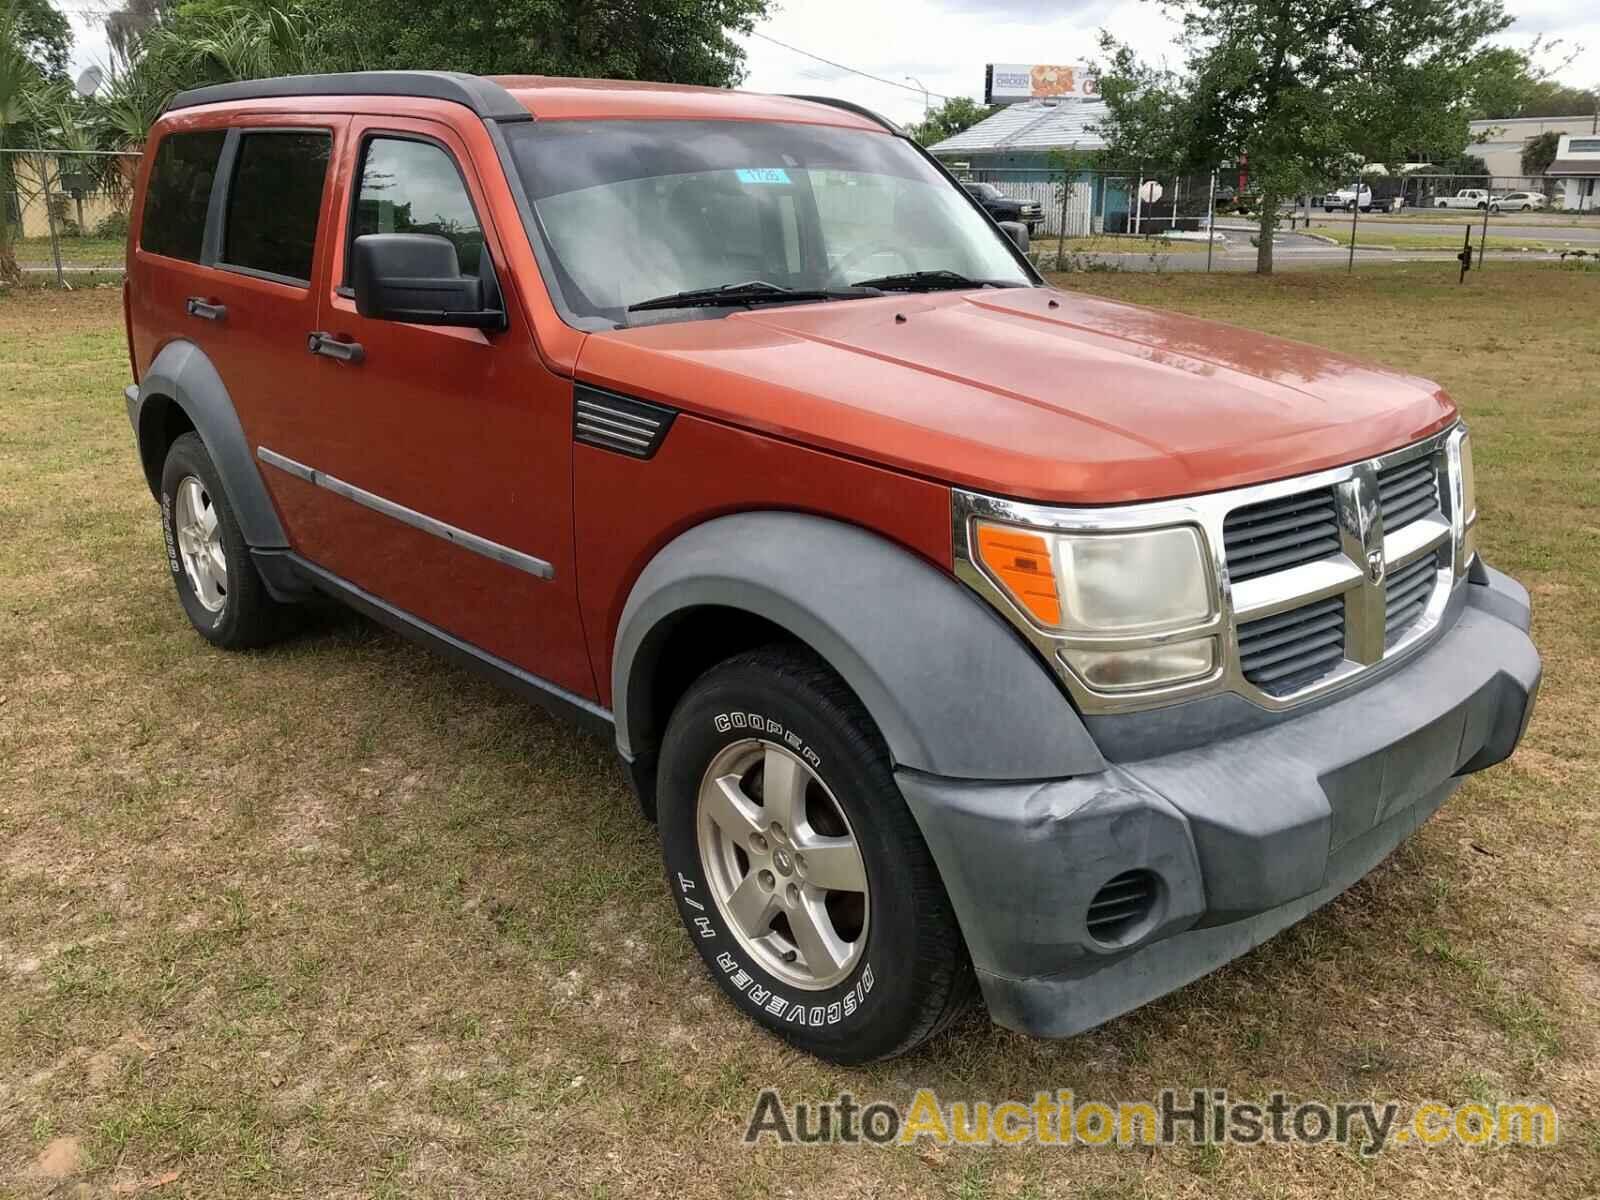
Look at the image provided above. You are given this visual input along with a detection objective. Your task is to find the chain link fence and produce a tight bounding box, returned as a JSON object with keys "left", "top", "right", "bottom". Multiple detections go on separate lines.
{"left": 3, "top": 148, "right": 143, "bottom": 287}
{"left": 952, "top": 163, "right": 1600, "bottom": 274}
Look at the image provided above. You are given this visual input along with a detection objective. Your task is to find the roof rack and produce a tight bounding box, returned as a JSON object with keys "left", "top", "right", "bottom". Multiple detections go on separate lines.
{"left": 166, "top": 71, "right": 531, "bottom": 122}
{"left": 783, "top": 95, "right": 902, "bottom": 135}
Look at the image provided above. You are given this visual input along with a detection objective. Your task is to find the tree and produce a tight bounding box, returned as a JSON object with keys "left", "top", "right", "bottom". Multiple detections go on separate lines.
{"left": 1468, "top": 36, "right": 1595, "bottom": 119}
{"left": 9, "top": 0, "right": 68, "bottom": 78}
{"left": 1521, "top": 129, "right": 1561, "bottom": 176}
{"left": 907, "top": 97, "right": 996, "bottom": 146}
{"left": 311, "top": 0, "right": 772, "bottom": 87}
{"left": 1098, "top": 0, "right": 1512, "bottom": 274}
{"left": 2, "top": 0, "right": 44, "bottom": 283}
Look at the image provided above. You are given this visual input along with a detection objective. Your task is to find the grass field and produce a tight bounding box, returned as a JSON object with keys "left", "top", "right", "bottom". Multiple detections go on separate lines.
{"left": 2, "top": 265, "right": 1597, "bottom": 1198}
{"left": 1031, "top": 235, "right": 1211, "bottom": 261}
{"left": 1300, "top": 223, "right": 1584, "bottom": 254}
{"left": 14, "top": 236, "right": 127, "bottom": 268}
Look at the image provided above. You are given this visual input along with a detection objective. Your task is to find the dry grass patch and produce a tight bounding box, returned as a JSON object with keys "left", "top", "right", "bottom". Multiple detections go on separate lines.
{"left": 2, "top": 266, "right": 1597, "bottom": 1198}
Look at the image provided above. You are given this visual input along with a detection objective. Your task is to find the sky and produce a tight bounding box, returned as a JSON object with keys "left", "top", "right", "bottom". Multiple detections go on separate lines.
{"left": 57, "top": 0, "right": 1600, "bottom": 126}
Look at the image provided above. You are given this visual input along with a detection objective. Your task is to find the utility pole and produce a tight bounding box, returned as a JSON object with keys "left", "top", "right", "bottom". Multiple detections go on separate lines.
{"left": 905, "top": 76, "right": 930, "bottom": 123}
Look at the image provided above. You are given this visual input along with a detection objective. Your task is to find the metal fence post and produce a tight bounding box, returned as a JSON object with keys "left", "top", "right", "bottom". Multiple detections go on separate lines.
{"left": 1347, "top": 174, "right": 1360, "bottom": 273}
{"left": 40, "top": 165, "right": 66, "bottom": 289}
{"left": 1478, "top": 188, "right": 1491, "bottom": 269}
{"left": 1206, "top": 171, "right": 1216, "bottom": 273}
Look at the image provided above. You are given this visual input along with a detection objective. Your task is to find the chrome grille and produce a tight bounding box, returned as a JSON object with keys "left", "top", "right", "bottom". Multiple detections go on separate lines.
{"left": 1222, "top": 488, "right": 1340, "bottom": 582}
{"left": 1384, "top": 554, "right": 1439, "bottom": 645}
{"left": 1238, "top": 595, "right": 1345, "bottom": 694}
{"left": 1377, "top": 457, "right": 1440, "bottom": 533}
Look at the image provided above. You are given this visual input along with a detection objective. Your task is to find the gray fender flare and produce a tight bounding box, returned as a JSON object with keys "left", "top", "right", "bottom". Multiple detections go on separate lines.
{"left": 611, "top": 512, "right": 1104, "bottom": 782}
{"left": 133, "top": 340, "right": 287, "bottom": 548}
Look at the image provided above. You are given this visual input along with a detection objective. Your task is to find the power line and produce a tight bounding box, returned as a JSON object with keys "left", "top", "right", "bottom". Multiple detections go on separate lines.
{"left": 748, "top": 31, "right": 953, "bottom": 104}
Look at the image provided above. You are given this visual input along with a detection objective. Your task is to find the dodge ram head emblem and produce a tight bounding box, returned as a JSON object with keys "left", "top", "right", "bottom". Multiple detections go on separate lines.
{"left": 1366, "top": 549, "right": 1386, "bottom": 584}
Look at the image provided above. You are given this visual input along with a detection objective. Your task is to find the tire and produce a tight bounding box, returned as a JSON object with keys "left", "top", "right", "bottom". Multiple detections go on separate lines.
{"left": 1437, "top": 200, "right": 1449, "bottom": 208}
{"left": 1490, "top": 205, "right": 1501, "bottom": 214}
{"left": 657, "top": 645, "right": 976, "bottom": 1063}
{"left": 1521, "top": 204, "right": 1532, "bottom": 212}
{"left": 158, "top": 432, "right": 287, "bottom": 649}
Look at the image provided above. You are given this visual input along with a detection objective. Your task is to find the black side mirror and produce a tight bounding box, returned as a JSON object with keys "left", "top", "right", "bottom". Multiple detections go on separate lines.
{"left": 998, "top": 220, "right": 1030, "bottom": 253}
{"left": 351, "top": 234, "right": 505, "bottom": 330}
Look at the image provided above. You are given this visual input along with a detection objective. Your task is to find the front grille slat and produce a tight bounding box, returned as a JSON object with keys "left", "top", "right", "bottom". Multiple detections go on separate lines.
{"left": 1236, "top": 594, "right": 1345, "bottom": 695}
{"left": 1383, "top": 556, "right": 1439, "bottom": 644}
{"left": 1376, "top": 457, "right": 1440, "bottom": 534}
{"left": 1223, "top": 487, "right": 1339, "bottom": 583}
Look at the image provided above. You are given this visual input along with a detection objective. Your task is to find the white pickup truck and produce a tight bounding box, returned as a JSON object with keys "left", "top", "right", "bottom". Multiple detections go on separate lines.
{"left": 1435, "top": 189, "right": 1492, "bottom": 210}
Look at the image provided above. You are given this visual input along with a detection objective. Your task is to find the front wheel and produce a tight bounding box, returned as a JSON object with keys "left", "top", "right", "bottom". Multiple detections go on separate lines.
{"left": 657, "top": 646, "right": 976, "bottom": 1063}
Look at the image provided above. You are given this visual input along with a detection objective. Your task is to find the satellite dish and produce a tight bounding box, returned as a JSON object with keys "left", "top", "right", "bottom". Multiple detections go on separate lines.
{"left": 75, "top": 66, "right": 104, "bottom": 98}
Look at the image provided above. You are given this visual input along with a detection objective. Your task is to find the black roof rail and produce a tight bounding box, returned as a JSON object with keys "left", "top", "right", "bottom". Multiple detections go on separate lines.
{"left": 166, "top": 71, "right": 531, "bottom": 122}
{"left": 783, "top": 95, "right": 902, "bottom": 135}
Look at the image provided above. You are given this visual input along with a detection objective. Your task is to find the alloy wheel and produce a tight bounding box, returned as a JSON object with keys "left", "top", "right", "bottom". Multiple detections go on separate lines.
{"left": 174, "top": 475, "right": 227, "bottom": 613}
{"left": 696, "top": 739, "right": 870, "bottom": 990}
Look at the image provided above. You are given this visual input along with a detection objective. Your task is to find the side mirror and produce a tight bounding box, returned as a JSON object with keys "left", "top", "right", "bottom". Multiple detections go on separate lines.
{"left": 351, "top": 233, "right": 505, "bottom": 330}
{"left": 998, "top": 220, "right": 1030, "bottom": 253}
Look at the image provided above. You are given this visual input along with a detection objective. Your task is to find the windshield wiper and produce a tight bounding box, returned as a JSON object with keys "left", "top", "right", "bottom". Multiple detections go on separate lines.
{"left": 628, "top": 279, "right": 878, "bottom": 313}
{"left": 846, "top": 269, "right": 1024, "bottom": 293}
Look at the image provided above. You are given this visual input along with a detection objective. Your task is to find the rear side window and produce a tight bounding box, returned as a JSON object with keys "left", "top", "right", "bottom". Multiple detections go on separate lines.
{"left": 141, "top": 130, "right": 227, "bottom": 263}
{"left": 352, "top": 137, "right": 483, "bottom": 275}
{"left": 222, "top": 131, "right": 332, "bottom": 283}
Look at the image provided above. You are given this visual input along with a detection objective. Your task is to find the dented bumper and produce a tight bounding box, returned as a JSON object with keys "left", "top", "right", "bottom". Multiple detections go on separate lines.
{"left": 896, "top": 563, "right": 1540, "bottom": 1038}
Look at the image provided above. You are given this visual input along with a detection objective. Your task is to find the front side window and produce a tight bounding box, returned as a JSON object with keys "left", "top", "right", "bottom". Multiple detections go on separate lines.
{"left": 351, "top": 137, "right": 483, "bottom": 276}
{"left": 141, "top": 130, "right": 227, "bottom": 263}
{"left": 222, "top": 130, "right": 332, "bottom": 283}
{"left": 505, "top": 120, "right": 1030, "bottom": 326}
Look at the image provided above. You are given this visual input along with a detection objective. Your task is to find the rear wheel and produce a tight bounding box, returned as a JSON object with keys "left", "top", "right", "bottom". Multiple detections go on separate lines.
{"left": 159, "top": 432, "right": 287, "bottom": 649}
{"left": 657, "top": 646, "right": 976, "bottom": 1063}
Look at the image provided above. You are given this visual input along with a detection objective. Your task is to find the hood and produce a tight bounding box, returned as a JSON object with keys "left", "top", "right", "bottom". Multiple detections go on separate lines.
{"left": 573, "top": 288, "right": 1456, "bottom": 504}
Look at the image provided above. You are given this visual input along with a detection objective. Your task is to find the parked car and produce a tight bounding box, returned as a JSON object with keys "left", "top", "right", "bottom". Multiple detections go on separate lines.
{"left": 961, "top": 182, "right": 1044, "bottom": 232}
{"left": 1435, "top": 188, "right": 1492, "bottom": 209}
{"left": 121, "top": 72, "right": 1539, "bottom": 1065}
{"left": 1490, "top": 191, "right": 1546, "bottom": 213}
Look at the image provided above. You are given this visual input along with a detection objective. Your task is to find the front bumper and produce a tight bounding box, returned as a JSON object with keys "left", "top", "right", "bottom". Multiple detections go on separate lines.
{"left": 897, "top": 563, "right": 1540, "bottom": 1038}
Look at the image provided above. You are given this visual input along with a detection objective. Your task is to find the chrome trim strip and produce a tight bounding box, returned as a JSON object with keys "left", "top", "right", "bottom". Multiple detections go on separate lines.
{"left": 256, "top": 447, "right": 556, "bottom": 581}
{"left": 953, "top": 424, "right": 1464, "bottom": 715}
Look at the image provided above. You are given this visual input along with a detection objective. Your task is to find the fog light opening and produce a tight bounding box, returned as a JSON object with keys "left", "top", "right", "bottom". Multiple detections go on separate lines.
{"left": 1085, "top": 869, "right": 1163, "bottom": 948}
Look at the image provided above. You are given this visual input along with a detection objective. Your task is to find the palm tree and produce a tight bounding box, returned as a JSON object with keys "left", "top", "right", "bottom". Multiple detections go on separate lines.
{"left": 1, "top": 0, "right": 43, "bottom": 285}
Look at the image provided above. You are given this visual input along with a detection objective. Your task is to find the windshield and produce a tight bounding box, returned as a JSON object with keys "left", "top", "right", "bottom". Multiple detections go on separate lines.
{"left": 504, "top": 120, "right": 1032, "bottom": 326}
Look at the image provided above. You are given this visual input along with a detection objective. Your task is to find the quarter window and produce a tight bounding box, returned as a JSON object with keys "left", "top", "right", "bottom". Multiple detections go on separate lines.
{"left": 141, "top": 130, "right": 227, "bottom": 263}
{"left": 352, "top": 138, "right": 483, "bottom": 276}
{"left": 222, "top": 130, "right": 332, "bottom": 283}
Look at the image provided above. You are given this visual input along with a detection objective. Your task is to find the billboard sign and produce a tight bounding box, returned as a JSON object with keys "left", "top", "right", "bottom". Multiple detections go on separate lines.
{"left": 985, "top": 64, "right": 1099, "bottom": 105}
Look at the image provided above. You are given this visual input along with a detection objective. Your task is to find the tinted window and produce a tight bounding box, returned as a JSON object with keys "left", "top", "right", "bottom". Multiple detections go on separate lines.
{"left": 141, "top": 130, "right": 227, "bottom": 262}
{"left": 223, "top": 131, "right": 331, "bottom": 282}
{"left": 352, "top": 138, "right": 483, "bottom": 276}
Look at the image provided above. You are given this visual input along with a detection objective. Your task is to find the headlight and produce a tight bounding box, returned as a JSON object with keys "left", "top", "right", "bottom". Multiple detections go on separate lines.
{"left": 974, "top": 520, "right": 1218, "bottom": 690}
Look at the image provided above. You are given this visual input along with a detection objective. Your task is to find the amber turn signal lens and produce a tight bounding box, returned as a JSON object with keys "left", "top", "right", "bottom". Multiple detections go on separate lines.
{"left": 975, "top": 523, "right": 1061, "bottom": 626}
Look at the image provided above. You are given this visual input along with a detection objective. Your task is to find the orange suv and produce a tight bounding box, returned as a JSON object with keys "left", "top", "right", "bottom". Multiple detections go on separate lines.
{"left": 121, "top": 71, "right": 1540, "bottom": 1063}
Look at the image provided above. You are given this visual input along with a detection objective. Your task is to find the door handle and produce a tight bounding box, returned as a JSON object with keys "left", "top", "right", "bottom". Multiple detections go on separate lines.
{"left": 184, "top": 297, "right": 226, "bottom": 321}
{"left": 306, "top": 332, "right": 365, "bottom": 364}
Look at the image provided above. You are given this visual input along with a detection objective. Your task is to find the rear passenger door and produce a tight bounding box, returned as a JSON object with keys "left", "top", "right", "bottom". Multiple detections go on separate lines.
{"left": 196, "top": 116, "right": 347, "bottom": 516}
{"left": 256, "top": 115, "right": 593, "bottom": 699}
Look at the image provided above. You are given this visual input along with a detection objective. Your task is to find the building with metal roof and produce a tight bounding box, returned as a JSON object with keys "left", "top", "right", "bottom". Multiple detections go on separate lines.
{"left": 929, "top": 99, "right": 1110, "bottom": 170}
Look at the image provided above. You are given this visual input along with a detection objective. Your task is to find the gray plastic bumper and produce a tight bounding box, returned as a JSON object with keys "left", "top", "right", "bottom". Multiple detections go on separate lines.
{"left": 897, "top": 563, "right": 1540, "bottom": 1038}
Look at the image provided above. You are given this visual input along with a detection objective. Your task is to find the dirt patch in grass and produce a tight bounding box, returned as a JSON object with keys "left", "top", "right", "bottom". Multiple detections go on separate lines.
{"left": 2, "top": 270, "right": 1597, "bottom": 1197}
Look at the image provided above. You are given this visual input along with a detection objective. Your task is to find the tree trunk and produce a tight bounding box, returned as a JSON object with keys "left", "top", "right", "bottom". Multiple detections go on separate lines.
{"left": 1255, "top": 186, "right": 1279, "bottom": 275}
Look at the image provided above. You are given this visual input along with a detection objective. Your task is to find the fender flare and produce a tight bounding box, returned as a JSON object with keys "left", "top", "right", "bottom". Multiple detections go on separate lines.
{"left": 132, "top": 340, "right": 287, "bottom": 549}
{"left": 612, "top": 512, "right": 1104, "bottom": 783}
